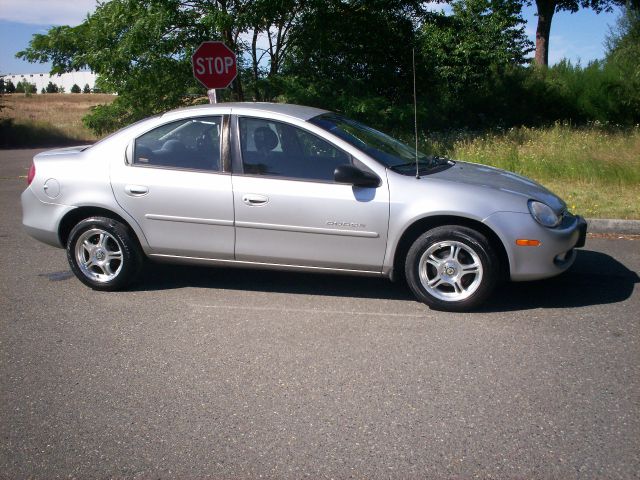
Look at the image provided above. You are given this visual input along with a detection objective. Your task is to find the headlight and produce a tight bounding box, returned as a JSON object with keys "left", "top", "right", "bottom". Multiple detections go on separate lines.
{"left": 528, "top": 200, "right": 561, "bottom": 227}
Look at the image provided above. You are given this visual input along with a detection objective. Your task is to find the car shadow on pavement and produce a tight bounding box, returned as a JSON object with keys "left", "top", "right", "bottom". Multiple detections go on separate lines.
{"left": 479, "top": 249, "right": 639, "bottom": 312}
{"left": 133, "top": 250, "right": 640, "bottom": 313}
{"left": 136, "top": 262, "right": 414, "bottom": 301}
{"left": 134, "top": 249, "right": 638, "bottom": 311}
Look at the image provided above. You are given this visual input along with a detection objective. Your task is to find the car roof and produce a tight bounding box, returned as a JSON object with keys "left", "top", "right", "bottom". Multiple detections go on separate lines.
{"left": 161, "top": 102, "right": 330, "bottom": 122}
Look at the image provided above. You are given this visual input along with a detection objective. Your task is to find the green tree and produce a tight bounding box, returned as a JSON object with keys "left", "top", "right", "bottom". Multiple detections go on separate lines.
{"left": 5, "top": 80, "right": 16, "bottom": 93}
{"left": 71, "top": 83, "right": 81, "bottom": 93}
{"left": 603, "top": 4, "right": 640, "bottom": 121}
{"left": 418, "top": 0, "right": 533, "bottom": 127}
{"left": 607, "top": 3, "right": 640, "bottom": 60}
{"left": 17, "top": 0, "right": 303, "bottom": 133}
{"left": 281, "top": 0, "right": 425, "bottom": 128}
{"left": 83, "top": 83, "right": 91, "bottom": 93}
{"left": 15, "top": 80, "right": 36, "bottom": 94}
{"left": 45, "top": 81, "right": 59, "bottom": 93}
{"left": 18, "top": 0, "right": 229, "bottom": 133}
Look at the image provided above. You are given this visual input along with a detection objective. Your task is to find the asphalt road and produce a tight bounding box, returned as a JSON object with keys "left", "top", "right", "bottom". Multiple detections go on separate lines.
{"left": 1, "top": 149, "right": 639, "bottom": 479}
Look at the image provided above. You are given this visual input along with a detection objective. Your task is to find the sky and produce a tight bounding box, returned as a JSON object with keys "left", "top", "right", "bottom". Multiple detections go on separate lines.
{"left": 0, "top": 0, "right": 623, "bottom": 75}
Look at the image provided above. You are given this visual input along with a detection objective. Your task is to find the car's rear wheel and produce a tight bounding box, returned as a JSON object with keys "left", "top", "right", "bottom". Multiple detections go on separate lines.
{"left": 405, "top": 226, "right": 498, "bottom": 311}
{"left": 66, "top": 216, "right": 142, "bottom": 291}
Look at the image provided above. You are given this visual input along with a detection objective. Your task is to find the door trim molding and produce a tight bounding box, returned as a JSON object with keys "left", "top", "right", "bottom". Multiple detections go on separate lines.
{"left": 235, "top": 220, "right": 379, "bottom": 238}
{"left": 145, "top": 213, "right": 234, "bottom": 226}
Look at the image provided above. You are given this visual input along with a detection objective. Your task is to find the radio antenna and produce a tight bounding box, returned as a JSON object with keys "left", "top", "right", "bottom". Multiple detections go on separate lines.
{"left": 413, "top": 47, "right": 420, "bottom": 179}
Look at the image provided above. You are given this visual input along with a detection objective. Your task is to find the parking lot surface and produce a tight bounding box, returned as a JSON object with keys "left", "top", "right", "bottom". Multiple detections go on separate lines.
{"left": 1, "top": 149, "right": 639, "bottom": 478}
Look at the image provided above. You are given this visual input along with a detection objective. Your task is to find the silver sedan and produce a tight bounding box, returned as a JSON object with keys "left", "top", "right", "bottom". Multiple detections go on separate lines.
{"left": 21, "top": 103, "right": 587, "bottom": 311}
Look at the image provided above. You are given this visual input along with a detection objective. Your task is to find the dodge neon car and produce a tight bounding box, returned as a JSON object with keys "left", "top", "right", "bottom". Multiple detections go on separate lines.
{"left": 22, "top": 103, "right": 587, "bottom": 311}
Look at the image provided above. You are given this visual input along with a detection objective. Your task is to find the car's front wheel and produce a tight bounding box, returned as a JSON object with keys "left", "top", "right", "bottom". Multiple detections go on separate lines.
{"left": 405, "top": 226, "right": 499, "bottom": 311}
{"left": 66, "top": 216, "right": 142, "bottom": 291}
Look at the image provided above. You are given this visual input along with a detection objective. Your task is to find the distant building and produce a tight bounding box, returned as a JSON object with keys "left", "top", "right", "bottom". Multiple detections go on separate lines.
{"left": 1, "top": 71, "right": 98, "bottom": 93}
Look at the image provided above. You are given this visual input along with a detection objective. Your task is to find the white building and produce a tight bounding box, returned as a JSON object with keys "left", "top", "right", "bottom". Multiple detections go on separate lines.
{"left": 2, "top": 71, "right": 97, "bottom": 93}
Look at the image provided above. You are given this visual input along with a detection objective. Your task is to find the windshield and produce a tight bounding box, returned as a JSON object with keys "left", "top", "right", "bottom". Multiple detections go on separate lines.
{"left": 309, "top": 113, "right": 449, "bottom": 173}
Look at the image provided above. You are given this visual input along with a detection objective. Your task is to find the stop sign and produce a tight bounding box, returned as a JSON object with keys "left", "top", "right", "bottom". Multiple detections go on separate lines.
{"left": 192, "top": 41, "right": 237, "bottom": 90}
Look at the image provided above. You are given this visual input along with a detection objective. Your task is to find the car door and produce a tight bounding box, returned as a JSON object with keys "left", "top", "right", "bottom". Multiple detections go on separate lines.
{"left": 110, "top": 115, "right": 235, "bottom": 259}
{"left": 231, "top": 115, "right": 389, "bottom": 272}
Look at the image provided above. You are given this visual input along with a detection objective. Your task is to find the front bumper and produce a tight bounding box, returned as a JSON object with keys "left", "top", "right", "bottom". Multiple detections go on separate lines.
{"left": 484, "top": 212, "right": 587, "bottom": 281}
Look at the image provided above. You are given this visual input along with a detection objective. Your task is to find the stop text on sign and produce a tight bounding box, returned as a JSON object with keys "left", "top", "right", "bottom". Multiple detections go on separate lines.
{"left": 194, "top": 56, "right": 235, "bottom": 76}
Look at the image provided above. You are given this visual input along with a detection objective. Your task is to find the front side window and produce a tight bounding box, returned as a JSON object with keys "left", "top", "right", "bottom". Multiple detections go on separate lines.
{"left": 238, "top": 117, "right": 351, "bottom": 181}
{"left": 134, "top": 116, "right": 222, "bottom": 171}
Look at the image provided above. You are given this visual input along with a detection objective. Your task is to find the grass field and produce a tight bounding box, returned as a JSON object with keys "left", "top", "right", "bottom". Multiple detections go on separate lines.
{"left": 0, "top": 93, "right": 115, "bottom": 147}
{"left": 1, "top": 94, "right": 637, "bottom": 218}
{"left": 418, "top": 124, "right": 640, "bottom": 219}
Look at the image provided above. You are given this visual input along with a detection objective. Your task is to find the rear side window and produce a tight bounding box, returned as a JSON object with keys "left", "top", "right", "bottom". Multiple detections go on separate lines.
{"left": 134, "top": 116, "right": 222, "bottom": 171}
{"left": 238, "top": 117, "right": 351, "bottom": 181}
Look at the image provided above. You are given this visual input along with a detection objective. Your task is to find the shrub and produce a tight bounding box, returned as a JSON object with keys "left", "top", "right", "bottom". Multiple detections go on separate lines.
{"left": 45, "top": 81, "right": 59, "bottom": 93}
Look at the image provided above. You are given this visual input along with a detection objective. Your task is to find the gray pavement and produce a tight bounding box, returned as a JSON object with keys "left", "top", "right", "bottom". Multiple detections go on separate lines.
{"left": 1, "top": 148, "right": 639, "bottom": 478}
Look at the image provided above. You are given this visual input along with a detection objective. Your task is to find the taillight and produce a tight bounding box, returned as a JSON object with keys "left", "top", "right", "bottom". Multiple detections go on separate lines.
{"left": 27, "top": 164, "right": 36, "bottom": 186}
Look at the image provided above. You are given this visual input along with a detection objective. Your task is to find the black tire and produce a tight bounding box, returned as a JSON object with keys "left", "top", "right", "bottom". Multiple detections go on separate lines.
{"left": 405, "top": 225, "right": 498, "bottom": 311}
{"left": 66, "top": 216, "right": 143, "bottom": 291}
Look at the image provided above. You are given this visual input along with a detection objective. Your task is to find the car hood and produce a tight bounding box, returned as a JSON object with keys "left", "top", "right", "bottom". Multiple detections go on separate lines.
{"left": 430, "top": 161, "right": 566, "bottom": 212}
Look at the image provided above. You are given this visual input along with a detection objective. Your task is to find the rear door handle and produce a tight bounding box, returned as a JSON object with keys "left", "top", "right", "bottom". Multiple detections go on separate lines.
{"left": 242, "top": 194, "right": 269, "bottom": 206}
{"left": 124, "top": 184, "right": 149, "bottom": 196}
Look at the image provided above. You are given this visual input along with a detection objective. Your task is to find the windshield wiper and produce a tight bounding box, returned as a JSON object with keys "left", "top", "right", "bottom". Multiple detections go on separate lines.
{"left": 389, "top": 156, "right": 454, "bottom": 174}
{"left": 390, "top": 163, "right": 423, "bottom": 173}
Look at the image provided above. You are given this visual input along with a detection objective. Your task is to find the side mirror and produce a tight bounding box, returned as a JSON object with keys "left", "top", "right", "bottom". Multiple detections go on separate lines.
{"left": 334, "top": 164, "right": 380, "bottom": 188}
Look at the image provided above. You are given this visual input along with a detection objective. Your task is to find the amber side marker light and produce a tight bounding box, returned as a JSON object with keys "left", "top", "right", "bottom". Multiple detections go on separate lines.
{"left": 516, "top": 239, "right": 541, "bottom": 247}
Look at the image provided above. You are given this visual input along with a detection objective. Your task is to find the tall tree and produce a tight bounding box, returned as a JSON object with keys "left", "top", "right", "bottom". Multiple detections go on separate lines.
{"left": 602, "top": 4, "right": 640, "bottom": 121}
{"left": 528, "top": 0, "right": 630, "bottom": 66}
{"left": 419, "top": 0, "right": 533, "bottom": 127}
{"left": 243, "top": 0, "right": 306, "bottom": 100}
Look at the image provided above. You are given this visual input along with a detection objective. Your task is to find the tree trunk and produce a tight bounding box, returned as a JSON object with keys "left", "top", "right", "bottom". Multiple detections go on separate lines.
{"left": 251, "top": 29, "right": 260, "bottom": 101}
{"left": 534, "top": 0, "right": 556, "bottom": 66}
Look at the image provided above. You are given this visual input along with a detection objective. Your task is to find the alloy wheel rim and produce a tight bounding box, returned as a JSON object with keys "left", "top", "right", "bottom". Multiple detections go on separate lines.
{"left": 75, "top": 228, "right": 123, "bottom": 283}
{"left": 418, "top": 240, "right": 483, "bottom": 302}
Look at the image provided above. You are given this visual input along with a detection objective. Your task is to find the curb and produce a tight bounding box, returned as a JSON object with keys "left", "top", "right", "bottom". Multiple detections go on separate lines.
{"left": 586, "top": 218, "right": 640, "bottom": 235}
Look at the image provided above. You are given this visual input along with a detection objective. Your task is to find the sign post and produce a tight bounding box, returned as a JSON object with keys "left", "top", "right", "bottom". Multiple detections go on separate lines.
{"left": 192, "top": 41, "right": 238, "bottom": 104}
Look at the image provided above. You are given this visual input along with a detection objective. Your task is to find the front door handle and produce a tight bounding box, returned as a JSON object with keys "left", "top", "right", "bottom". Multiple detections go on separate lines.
{"left": 242, "top": 194, "right": 269, "bottom": 206}
{"left": 124, "top": 184, "right": 149, "bottom": 196}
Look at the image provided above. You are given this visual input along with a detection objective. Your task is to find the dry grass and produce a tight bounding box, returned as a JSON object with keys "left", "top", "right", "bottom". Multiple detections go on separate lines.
{"left": 0, "top": 93, "right": 115, "bottom": 145}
